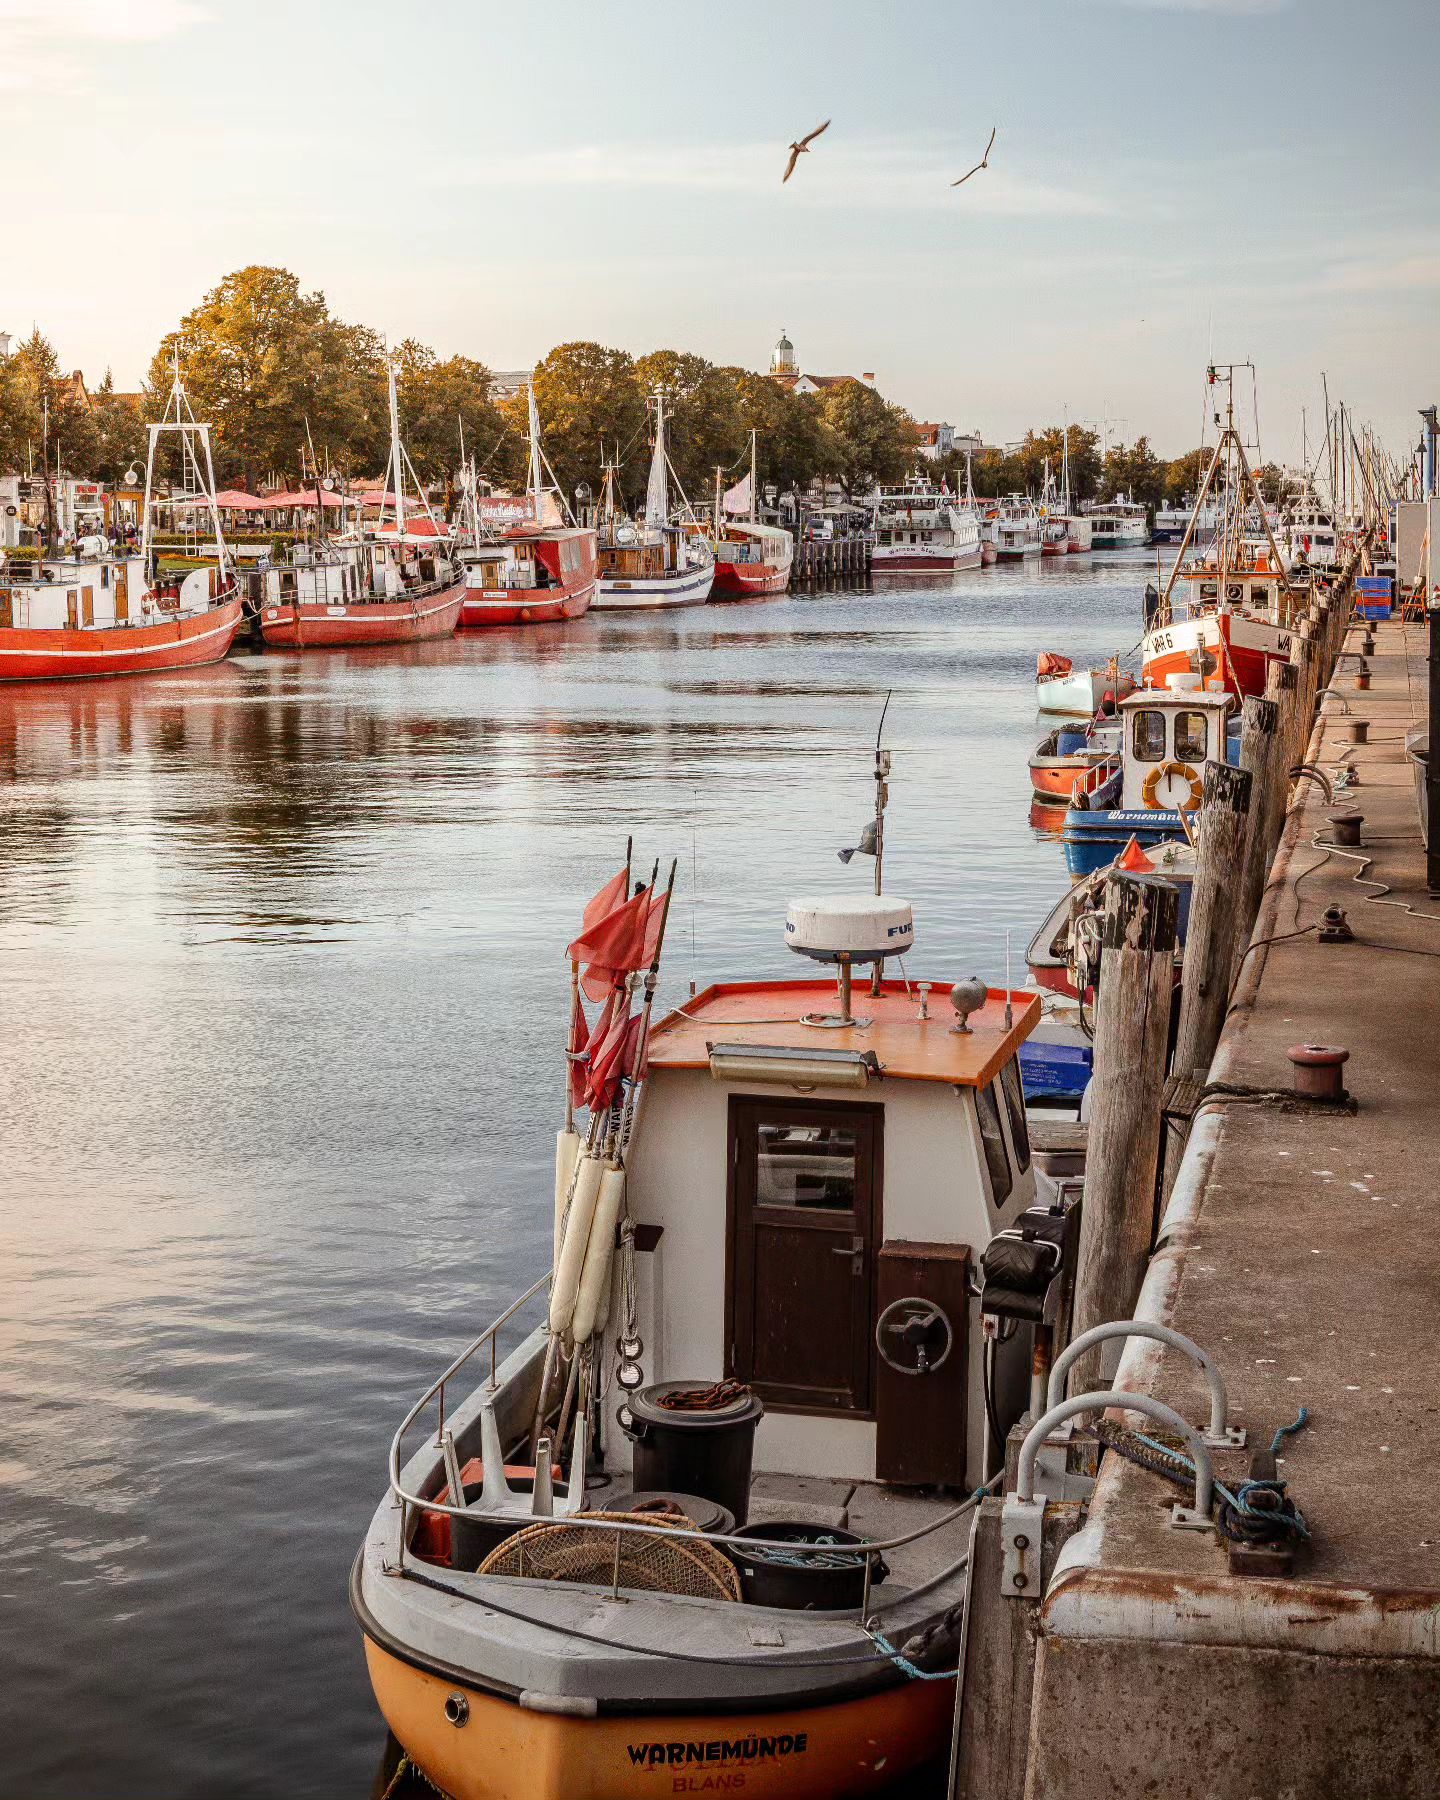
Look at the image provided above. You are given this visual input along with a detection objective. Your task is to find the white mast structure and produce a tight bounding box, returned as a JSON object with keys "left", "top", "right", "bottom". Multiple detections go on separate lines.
{"left": 644, "top": 392, "right": 669, "bottom": 534}
{"left": 141, "top": 348, "right": 228, "bottom": 581}
{"left": 375, "top": 359, "right": 447, "bottom": 546}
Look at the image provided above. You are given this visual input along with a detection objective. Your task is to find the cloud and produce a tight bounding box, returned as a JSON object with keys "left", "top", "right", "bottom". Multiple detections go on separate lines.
{"left": 0, "top": 0, "right": 208, "bottom": 92}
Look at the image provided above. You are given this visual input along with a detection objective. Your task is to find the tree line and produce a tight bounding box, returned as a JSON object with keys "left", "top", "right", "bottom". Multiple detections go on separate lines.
{"left": 2, "top": 263, "right": 1285, "bottom": 514}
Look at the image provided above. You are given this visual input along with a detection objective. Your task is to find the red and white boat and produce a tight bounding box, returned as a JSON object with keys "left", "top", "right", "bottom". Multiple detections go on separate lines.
{"left": 0, "top": 363, "right": 244, "bottom": 682}
{"left": 1140, "top": 378, "right": 1309, "bottom": 700}
{"left": 456, "top": 386, "right": 597, "bottom": 628}
{"left": 259, "top": 366, "right": 463, "bottom": 651}
{"left": 594, "top": 395, "right": 715, "bottom": 610}
{"left": 709, "top": 437, "right": 794, "bottom": 598}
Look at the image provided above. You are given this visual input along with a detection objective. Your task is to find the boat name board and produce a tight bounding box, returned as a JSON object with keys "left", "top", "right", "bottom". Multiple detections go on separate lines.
{"left": 627, "top": 1730, "right": 809, "bottom": 1773}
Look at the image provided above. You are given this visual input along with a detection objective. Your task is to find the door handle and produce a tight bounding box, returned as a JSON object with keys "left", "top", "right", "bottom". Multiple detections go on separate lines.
{"left": 830, "top": 1235, "right": 864, "bottom": 1273}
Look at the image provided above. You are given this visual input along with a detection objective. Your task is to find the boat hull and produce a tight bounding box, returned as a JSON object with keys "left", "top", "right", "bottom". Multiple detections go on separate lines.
{"left": 1036, "top": 669, "right": 1136, "bottom": 715}
{"left": 460, "top": 579, "right": 594, "bottom": 627}
{"left": 1141, "top": 611, "right": 1294, "bottom": 700}
{"left": 363, "top": 1635, "right": 951, "bottom": 1800}
{"left": 594, "top": 565, "right": 715, "bottom": 609}
{"left": 711, "top": 559, "right": 790, "bottom": 597}
{"left": 1061, "top": 806, "right": 1187, "bottom": 877}
{"left": 0, "top": 593, "right": 245, "bottom": 682}
{"left": 259, "top": 584, "right": 464, "bottom": 647}
{"left": 994, "top": 543, "right": 1041, "bottom": 561}
{"left": 872, "top": 547, "right": 981, "bottom": 573}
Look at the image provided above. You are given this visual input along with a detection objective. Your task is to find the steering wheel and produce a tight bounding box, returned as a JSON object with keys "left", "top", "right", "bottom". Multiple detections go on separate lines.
{"left": 875, "top": 1297, "right": 954, "bottom": 1376}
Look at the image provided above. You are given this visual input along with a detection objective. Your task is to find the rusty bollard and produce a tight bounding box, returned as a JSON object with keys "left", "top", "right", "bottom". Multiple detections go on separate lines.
{"left": 1288, "top": 1043, "right": 1350, "bottom": 1102}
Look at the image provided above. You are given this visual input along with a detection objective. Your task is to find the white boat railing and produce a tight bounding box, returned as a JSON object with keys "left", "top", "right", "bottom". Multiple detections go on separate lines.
{"left": 384, "top": 1273, "right": 997, "bottom": 1621}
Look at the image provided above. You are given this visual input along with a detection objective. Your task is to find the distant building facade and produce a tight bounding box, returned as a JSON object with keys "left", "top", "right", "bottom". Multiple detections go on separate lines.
{"left": 765, "top": 330, "right": 875, "bottom": 397}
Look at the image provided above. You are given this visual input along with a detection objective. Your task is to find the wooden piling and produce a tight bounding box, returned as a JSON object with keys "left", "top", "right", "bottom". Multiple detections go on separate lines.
{"left": 1230, "top": 696, "right": 1285, "bottom": 984}
{"left": 1172, "top": 760, "right": 1253, "bottom": 1084}
{"left": 1067, "top": 873, "right": 1181, "bottom": 1393}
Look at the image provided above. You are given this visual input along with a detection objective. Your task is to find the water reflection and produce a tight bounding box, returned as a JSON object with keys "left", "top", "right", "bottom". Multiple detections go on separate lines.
{"left": 0, "top": 557, "right": 1144, "bottom": 1797}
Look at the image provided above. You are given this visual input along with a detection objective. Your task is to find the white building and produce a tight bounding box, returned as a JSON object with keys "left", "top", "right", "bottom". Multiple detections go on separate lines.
{"left": 766, "top": 330, "right": 875, "bottom": 397}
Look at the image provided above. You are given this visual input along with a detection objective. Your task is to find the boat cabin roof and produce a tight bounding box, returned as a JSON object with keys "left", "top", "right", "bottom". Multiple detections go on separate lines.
{"left": 1124, "top": 687, "right": 1233, "bottom": 715}
{"left": 646, "top": 978, "right": 1039, "bottom": 1088}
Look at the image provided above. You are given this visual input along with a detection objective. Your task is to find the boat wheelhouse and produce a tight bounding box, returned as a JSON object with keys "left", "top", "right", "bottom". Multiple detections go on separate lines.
{"left": 1153, "top": 498, "right": 1218, "bottom": 545}
{"left": 1084, "top": 496, "right": 1149, "bottom": 549}
{"left": 1062, "top": 688, "right": 1239, "bottom": 874}
{"left": 990, "top": 493, "right": 1042, "bottom": 560}
{"left": 352, "top": 879, "right": 1090, "bottom": 1800}
{"left": 871, "top": 474, "right": 981, "bottom": 573}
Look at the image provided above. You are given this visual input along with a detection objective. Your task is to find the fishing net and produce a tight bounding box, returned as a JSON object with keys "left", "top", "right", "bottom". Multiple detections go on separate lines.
{"left": 477, "top": 1509, "right": 741, "bottom": 1601}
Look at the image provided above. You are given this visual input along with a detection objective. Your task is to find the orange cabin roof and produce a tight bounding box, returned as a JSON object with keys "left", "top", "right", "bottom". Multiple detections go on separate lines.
{"left": 646, "top": 979, "right": 1040, "bottom": 1088}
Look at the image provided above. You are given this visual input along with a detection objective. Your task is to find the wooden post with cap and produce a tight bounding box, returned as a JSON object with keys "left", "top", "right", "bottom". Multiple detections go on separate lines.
{"left": 1067, "top": 872, "right": 1180, "bottom": 1395}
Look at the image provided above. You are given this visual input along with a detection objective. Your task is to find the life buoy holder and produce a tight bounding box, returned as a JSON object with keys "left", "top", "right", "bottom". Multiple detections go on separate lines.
{"left": 1142, "top": 761, "right": 1204, "bottom": 812}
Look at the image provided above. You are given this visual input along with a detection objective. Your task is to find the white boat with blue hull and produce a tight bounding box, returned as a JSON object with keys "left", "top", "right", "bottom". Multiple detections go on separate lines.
{"left": 1062, "top": 689, "right": 1239, "bottom": 875}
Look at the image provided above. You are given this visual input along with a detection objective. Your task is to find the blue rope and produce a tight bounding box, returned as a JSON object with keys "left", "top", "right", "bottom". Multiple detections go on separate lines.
{"left": 1127, "top": 1411, "right": 1312, "bottom": 1541}
{"left": 1270, "top": 1407, "right": 1310, "bottom": 1455}
{"left": 867, "top": 1630, "right": 958, "bottom": 1682}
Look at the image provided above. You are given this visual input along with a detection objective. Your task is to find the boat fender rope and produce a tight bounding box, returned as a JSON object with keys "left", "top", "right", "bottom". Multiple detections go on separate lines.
{"left": 1097, "top": 1411, "right": 1311, "bottom": 1548}
{"left": 865, "top": 1629, "right": 959, "bottom": 1682}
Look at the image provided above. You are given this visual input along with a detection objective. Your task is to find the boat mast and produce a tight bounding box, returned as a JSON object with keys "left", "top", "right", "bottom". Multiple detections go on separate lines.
{"left": 750, "top": 428, "right": 758, "bottom": 524}
{"left": 527, "top": 381, "right": 544, "bottom": 513}
{"left": 387, "top": 360, "right": 406, "bottom": 540}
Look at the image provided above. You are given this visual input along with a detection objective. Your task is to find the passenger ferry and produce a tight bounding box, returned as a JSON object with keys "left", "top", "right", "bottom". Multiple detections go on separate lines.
{"left": 1084, "top": 496, "right": 1149, "bottom": 549}
{"left": 1153, "top": 498, "right": 1219, "bottom": 546}
{"left": 872, "top": 475, "right": 981, "bottom": 573}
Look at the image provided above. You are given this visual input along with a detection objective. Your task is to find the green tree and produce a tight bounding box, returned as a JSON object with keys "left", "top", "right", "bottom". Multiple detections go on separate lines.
{"left": 87, "top": 371, "right": 146, "bottom": 484}
{"left": 1163, "top": 446, "right": 1212, "bottom": 506}
{"left": 393, "top": 341, "right": 512, "bottom": 499}
{"left": 1101, "top": 436, "right": 1166, "bottom": 512}
{"left": 0, "top": 327, "right": 97, "bottom": 476}
{"left": 729, "top": 371, "right": 830, "bottom": 505}
{"left": 148, "top": 266, "right": 388, "bottom": 488}
{"left": 633, "top": 350, "right": 745, "bottom": 504}
{"left": 519, "top": 342, "right": 646, "bottom": 504}
{"left": 816, "top": 380, "right": 915, "bottom": 499}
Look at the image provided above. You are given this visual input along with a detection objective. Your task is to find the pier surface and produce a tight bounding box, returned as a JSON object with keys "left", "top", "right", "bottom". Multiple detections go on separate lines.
{"left": 1026, "top": 615, "right": 1440, "bottom": 1798}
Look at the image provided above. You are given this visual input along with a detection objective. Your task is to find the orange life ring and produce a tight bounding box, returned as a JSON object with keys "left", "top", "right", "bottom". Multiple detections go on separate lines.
{"left": 1142, "top": 760, "right": 1204, "bottom": 812}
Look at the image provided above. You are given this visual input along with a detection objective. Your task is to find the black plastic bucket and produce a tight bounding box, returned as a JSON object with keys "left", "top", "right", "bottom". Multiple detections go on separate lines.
{"left": 729, "top": 1521, "right": 888, "bottom": 1611}
{"left": 619, "top": 1382, "right": 763, "bottom": 1525}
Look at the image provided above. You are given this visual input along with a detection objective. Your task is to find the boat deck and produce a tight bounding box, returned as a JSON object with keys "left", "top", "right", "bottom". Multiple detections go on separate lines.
{"left": 1024, "top": 612, "right": 1440, "bottom": 1795}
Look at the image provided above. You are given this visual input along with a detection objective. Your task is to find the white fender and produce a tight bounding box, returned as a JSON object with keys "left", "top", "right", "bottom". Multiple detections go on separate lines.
{"left": 571, "top": 1165, "right": 625, "bottom": 1344}
{"left": 549, "top": 1152, "right": 605, "bottom": 1336}
{"left": 553, "top": 1129, "right": 582, "bottom": 1267}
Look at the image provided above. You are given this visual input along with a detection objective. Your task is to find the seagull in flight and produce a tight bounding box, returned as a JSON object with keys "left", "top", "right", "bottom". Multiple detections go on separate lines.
{"left": 951, "top": 126, "right": 997, "bottom": 188}
{"left": 782, "top": 119, "right": 830, "bottom": 184}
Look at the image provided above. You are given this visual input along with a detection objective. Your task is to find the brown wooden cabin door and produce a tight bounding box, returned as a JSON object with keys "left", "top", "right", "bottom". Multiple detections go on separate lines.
{"left": 115, "top": 567, "right": 129, "bottom": 621}
{"left": 727, "top": 1096, "right": 881, "bottom": 1415}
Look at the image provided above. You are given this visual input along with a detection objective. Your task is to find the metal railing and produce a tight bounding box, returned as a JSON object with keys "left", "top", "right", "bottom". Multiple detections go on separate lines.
{"left": 384, "top": 1273, "right": 990, "bottom": 1623}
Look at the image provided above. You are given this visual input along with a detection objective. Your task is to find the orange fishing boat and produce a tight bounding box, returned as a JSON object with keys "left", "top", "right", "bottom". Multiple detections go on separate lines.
{"left": 352, "top": 802, "right": 1095, "bottom": 1798}
{"left": 258, "top": 365, "right": 463, "bottom": 651}
{"left": 0, "top": 362, "right": 244, "bottom": 681}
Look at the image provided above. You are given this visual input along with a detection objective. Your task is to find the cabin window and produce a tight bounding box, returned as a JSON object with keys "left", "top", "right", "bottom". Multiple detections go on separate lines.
{"left": 1175, "top": 710, "right": 1208, "bottom": 761}
{"left": 1200, "top": 582, "right": 1218, "bottom": 600}
{"left": 1130, "top": 709, "right": 1167, "bottom": 763}
{"left": 1250, "top": 584, "right": 1268, "bottom": 606}
{"left": 998, "top": 1058, "right": 1031, "bottom": 1173}
{"left": 755, "top": 1122, "right": 856, "bottom": 1209}
{"left": 976, "top": 1082, "right": 1013, "bottom": 1206}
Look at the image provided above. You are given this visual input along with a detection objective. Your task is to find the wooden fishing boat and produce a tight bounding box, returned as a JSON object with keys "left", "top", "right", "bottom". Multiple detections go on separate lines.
{"left": 457, "top": 386, "right": 597, "bottom": 628}
{"left": 259, "top": 367, "right": 463, "bottom": 651}
{"left": 353, "top": 831, "right": 1094, "bottom": 1799}
{"left": 709, "top": 434, "right": 794, "bottom": 598}
{"left": 595, "top": 396, "right": 715, "bottom": 610}
{"left": 0, "top": 362, "right": 244, "bottom": 682}
{"left": 1140, "top": 373, "right": 1312, "bottom": 699}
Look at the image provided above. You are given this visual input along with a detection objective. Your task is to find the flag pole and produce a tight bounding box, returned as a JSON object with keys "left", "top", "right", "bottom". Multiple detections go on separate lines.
{"left": 565, "top": 959, "right": 580, "bottom": 1134}
{"left": 617, "top": 858, "right": 678, "bottom": 1160}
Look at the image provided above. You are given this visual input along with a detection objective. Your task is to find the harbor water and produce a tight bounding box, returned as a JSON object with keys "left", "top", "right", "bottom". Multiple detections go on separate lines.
{"left": 0, "top": 553, "right": 1147, "bottom": 1798}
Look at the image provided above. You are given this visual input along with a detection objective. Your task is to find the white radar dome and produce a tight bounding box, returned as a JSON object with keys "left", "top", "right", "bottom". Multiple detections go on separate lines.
{"left": 785, "top": 896, "right": 915, "bottom": 966}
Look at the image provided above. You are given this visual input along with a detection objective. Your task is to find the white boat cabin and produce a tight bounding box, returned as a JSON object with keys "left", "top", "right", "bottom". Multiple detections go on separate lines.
{"left": 0, "top": 547, "right": 215, "bottom": 630}
{"left": 608, "top": 972, "right": 1047, "bottom": 1491}
{"left": 261, "top": 536, "right": 449, "bottom": 607}
{"left": 1119, "top": 688, "right": 1234, "bottom": 809}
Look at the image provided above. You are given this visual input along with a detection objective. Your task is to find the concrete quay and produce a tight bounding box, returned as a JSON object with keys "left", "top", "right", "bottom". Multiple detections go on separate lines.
{"left": 1019, "top": 612, "right": 1439, "bottom": 1797}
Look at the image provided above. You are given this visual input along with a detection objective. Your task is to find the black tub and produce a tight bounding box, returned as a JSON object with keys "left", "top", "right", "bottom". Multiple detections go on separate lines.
{"left": 729, "top": 1521, "right": 888, "bottom": 1611}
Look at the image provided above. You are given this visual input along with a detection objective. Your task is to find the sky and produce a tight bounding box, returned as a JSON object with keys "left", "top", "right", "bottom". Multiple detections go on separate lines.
{"left": 1, "top": 0, "right": 1435, "bottom": 464}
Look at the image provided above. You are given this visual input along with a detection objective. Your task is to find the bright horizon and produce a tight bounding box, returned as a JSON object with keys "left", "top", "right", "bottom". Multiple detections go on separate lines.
{"left": 2, "top": 0, "right": 1435, "bottom": 466}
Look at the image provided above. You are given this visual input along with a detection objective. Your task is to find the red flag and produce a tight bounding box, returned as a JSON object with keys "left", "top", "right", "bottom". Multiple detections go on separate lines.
{"left": 567, "top": 988, "right": 590, "bottom": 1110}
{"left": 582, "top": 869, "right": 628, "bottom": 934}
{"left": 641, "top": 888, "right": 668, "bottom": 969}
{"left": 1115, "top": 835, "right": 1156, "bottom": 874}
{"left": 586, "top": 1001, "right": 634, "bottom": 1111}
{"left": 569, "top": 887, "right": 651, "bottom": 1001}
